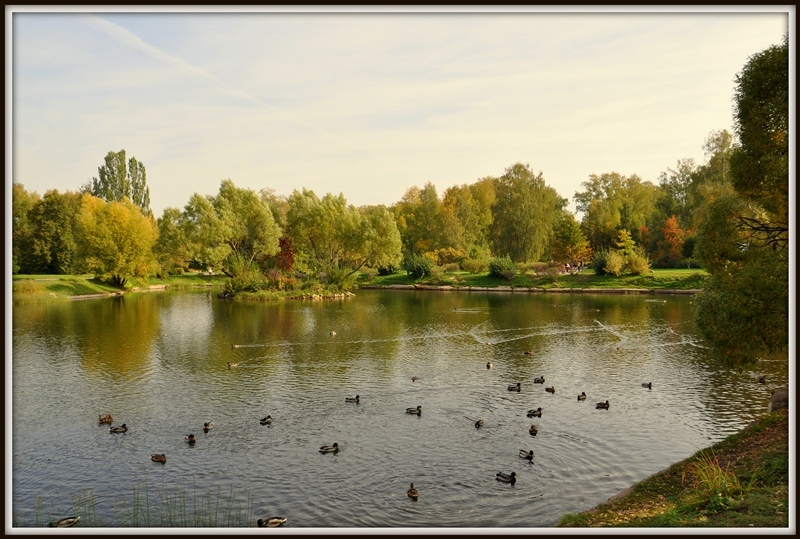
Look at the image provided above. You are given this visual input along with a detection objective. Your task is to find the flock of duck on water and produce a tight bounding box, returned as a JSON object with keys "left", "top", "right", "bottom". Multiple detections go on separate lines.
{"left": 483, "top": 356, "right": 652, "bottom": 485}
{"left": 85, "top": 337, "right": 658, "bottom": 529}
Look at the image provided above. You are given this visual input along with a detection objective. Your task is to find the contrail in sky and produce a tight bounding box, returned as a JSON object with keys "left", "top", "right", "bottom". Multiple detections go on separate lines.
{"left": 81, "top": 14, "right": 368, "bottom": 151}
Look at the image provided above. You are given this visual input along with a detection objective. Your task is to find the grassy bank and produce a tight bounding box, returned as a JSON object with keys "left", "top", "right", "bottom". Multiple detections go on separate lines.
{"left": 12, "top": 268, "right": 707, "bottom": 304}
{"left": 556, "top": 408, "right": 790, "bottom": 528}
{"left": 361, "top": 268, "right": 708, "bottom": 290}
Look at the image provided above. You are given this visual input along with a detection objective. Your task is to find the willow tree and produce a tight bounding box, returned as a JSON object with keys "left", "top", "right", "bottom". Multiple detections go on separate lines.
{"left": 489, "top": 163, "right": 564, "bottom": 263}
{"left": 181, "top": 179, "right": 281, "bottom": 277}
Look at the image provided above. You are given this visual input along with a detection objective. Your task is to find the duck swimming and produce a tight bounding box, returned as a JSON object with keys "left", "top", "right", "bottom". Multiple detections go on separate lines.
{"left": 487, "top": 361, "right": 493, "bottom": 369}
{"left": 534, "top": 376, "right": 545, "bottom": 384}
{"left": 257, "top": 517, "right": 287, "bottom": 527}
{"left": 596, "top": 400, "right": 610, "bottom": 410}
{"left": 151, "top": 453, "right": 167, "bottom": 463}
{"left": 758, "top": 376, "right": 766, "bottom": 384}
{"left": 407, "top": 483, "right": 419, "bottom": 500}
{"left": 48, "top": 516, "right": 80, "bottom": 528}
{"left": 203, "top": 422, "right": 214, "bottom": 432}
{"left": 508, "top": 382, "right": 521, "bottom": 392}
{"left": 529, "top": 424, "right": 538, "bottom": 436}
{"left": 411, "top": 376, "right": 419, "bottom": 382}
{"left": 227, "top": 362, "right": 239, "bottom": 369}
{"left": 406, "top": 406, "right": 422, "bottom": 415}
{"left": 260, "top": 415, "right": 273, "bottom": 425}
{"left": 98, "top": 414, "right": 113, "bottom": 424}
{"left": 577, "top": 392, "right": 587, "bottom": 401}
{"left": 109, "top": 423, "right": 127, "bottom": 434}
{"left": 345, "top": 395, "right": 360, "bottom": 403}
{"left": 524, "top": 350, "right": 533, "bottom": 356}
{"left": 527, "top": 407, "right": 542, "bottom": 418}
{"left": 519, "top": 449, "right": 534, "bottom": 461}
{"left": 475, "top": 420, "right": 484, "bottom": 428}
{"left": 545, "top": 386, "right": 556, "bottom": 394}
{"left": 642, "top": 382, "right": 652, "bottom": 389}
{"left": 319, "top": 442, "right": 339, "bottom": 453}
{"left": 185, "top": 434, "right": 197, "bottom": 443}
{"left": 496, "top": 471, "right": 517, "bottom": 485}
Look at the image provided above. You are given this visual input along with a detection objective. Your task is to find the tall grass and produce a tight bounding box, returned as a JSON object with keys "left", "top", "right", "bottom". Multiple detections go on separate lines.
{"left": 15, "top": 480, "right": 256, "bottom": 528}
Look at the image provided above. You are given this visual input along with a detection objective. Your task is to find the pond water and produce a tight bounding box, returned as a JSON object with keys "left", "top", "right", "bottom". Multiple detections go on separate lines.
{"left": 10, "top": 288, "right": 787, "bottom": 528}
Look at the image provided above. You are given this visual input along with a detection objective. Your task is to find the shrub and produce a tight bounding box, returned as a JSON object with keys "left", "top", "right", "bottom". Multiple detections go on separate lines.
{"left": 404, "top": 253, "right": 433, "bottom": 279}
{"left": 358, "top": 267, "right": 378, "bottom": 282}
{"left": 603, "top": 250, "right": 626, "bottom": 276}
{"left": 500, "top": 269, "right": 516, "bottom": 282}
{"left": 488, "top": 256, "right": 516, "bottom": 278}
{"left": 625, "top": 249, "right": 652, "bottom": 275}
{"left": 461, "top": 257, "right": 489, "bottom": 274}
{"left": 13, "top": 280, "right": 44, "bottom": 294}
{"left": 442, "top": 263, "right": 460, "bottom": 274}
{"left": 544, "top": 266, "right": 561, "bottom": 283}
{"left": 377, "top": 264, "right": 397, "bottom": 276}
{"left": 590, "top": 249, "right": 610, "bottom": 275}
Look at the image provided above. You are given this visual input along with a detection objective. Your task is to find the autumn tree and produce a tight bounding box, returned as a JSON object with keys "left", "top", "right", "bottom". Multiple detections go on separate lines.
{"left": 75, "top": 195, "right": 158, "bottom": 288}
{"left": 23, "top": 189, "right": 83, "bottom": 275}
{"left": 549, "top": 211, "right": 590, "bottom": 264}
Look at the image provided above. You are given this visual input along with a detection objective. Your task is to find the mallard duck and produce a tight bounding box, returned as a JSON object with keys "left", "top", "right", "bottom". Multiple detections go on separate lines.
{"left": 329, "top": 331, "right": 337, "bottom": 337}
{"left": 48, "top": 516, "right": 80, "bottom": 527}
{"left": 507, "top": 382, "right": 521, "bottom": 392}
{"left": 231, "top": 343, "right": 241, "bottom": 349}
{"left": 407, "top": 483, "right": 419, "bottom": 500}
{"left": 596, "top": 400, "right": 610, "bottom": 410}
{"left": 203, "top": 422, "right": 214, "bottom": 432}
{"left": 411, "top": 376, "right": 419, "bottom": 382}
{"left": 527, "top": 407, "right": 542, "bottom": 418}
{"left": 227, "top": 362, "right": 239, "bottom": 369}
{"left": 496, "top": 471, "right": 517, "bottom": 485}
{"left": 545, "top": 386, "right": 556, "bottom": 394}
{"left": 260, "top": 415, "right": 273, "bottom": 425}
{"left": 577, "top": 392, "right": 587, "bottom": 401}
{"left": 345, "top": 395, "right": 360, "bottom": 403}
{"left": 406, "top": 405, "right": 422, "bottom": 415}
{"left": 109, "top": 423, "right": 127, "bottom": 433}
{"left": 524, "top": 350, "right": 533, "bottom": 356}
{"left": 529, "top": 424, "right": 538, "bottom": 436}
{"left": 758, "top": 376, "right": 766, "bottom": 384}
{"left": 642, "top": 382, "right": 652, "bottom": 389}
{"left": 257, "top": 517, "right": 287, "bottom": 527}
{"left": 475, "top": 420, "right": 484, "bottom": 428}
{"left": 185, "top": 434, "right": 197, "bottom": 443}
{"left": 519, "top": 449, "right": 534, "bottom": 461}
{"left": 486, "top": 361, "right": 493, "bottom": 369}
{"left": 98, "top": 414, "right": 113, "bottom": 424}
{"left": 319, "top": 442, "right": 339, "bottom": 453}
{"left": 151, "top": 453, "right": 167, "bottom": 463}
{"left": 534, "top": 376, "right": 545, "bottom": 384}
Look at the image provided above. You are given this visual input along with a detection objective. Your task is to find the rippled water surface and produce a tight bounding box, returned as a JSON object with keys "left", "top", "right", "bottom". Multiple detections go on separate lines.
{"left": 11, "top": 289, "right": 787, "bottom": 528}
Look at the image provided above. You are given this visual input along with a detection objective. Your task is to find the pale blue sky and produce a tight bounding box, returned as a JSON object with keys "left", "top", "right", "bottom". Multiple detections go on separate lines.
{"left": 7, "top": 7, "right": 791, "bottom": 218}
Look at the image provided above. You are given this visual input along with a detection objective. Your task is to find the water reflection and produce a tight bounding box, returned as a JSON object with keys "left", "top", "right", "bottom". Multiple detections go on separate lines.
{"left": 11, "top": 289, "right": 787, "bottom": 528}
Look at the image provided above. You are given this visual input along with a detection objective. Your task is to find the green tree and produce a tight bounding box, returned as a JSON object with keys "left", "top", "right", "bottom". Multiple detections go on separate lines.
{"left": 76, "top": 195, "right": 158, "bottom": 288}
{"left": 24, "top": 189, "right": 83, "bottom": 275}
{"left": 153, "top": 207, "right": 191, "bottom": 275}
{"left": 11, "top": 183, "right": 40, "bottom": 273}
{"left": 181, "top": 180, "right": 281, "bottom": 277}
{"left": 86, "top": 150, "right": 152, "bottom": 216}
{"left": 287, "top": 190, "right": 402, "bottom": 283}
{"left": 549, "top": 211, "right": 590, "bottom": 264}
{"left": 490, "top": 163, "right": 564, "bottom": 262}
{"left": 694, "top": 37, "right": 788, "bottom": 366}
{"left": 574, "top": 172, "right": 658, "bottom": 253}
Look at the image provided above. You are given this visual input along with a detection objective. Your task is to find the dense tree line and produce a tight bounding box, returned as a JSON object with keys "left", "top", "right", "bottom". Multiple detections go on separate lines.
{"left": 12, "top": 37, "right": 788, "bottom": 367}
